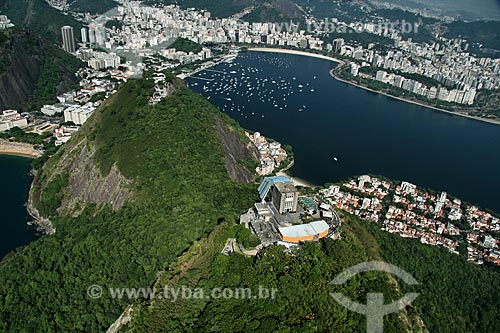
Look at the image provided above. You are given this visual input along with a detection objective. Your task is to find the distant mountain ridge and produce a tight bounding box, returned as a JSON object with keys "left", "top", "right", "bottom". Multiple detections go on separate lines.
{"left": 145, "top": 0, "right": 304, "bottom": 20}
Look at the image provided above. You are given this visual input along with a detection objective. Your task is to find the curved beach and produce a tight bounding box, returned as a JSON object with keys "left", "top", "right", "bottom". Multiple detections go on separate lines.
{"left": 0, "top": 140, "right": 41, "bottom": 159}
{"left": 329, "top": 69, "right": 500, "bottom": 126}
{"left": 248, "top": 47, "right": 342, "bottom": 64}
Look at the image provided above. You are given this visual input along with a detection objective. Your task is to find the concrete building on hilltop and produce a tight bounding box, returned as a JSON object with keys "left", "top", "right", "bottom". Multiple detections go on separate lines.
{"left": 271, "top": 181, "right": 298, "bottom": 214}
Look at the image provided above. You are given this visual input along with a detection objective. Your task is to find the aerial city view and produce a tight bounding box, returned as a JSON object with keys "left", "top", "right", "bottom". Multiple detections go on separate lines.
{"left": 0, "top": 0, "right": 499, "bottom": 331}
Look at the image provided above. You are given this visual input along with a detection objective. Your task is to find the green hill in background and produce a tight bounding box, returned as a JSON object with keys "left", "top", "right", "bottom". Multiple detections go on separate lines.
{"left": 145, "top": 0, "right": 302, "bottom": 20}
{"left": 169, "top": 38, "right": 203, "bottom": 53}
{"left": 0, "top": 28, "right": 83, "bottom": 111}
{"left": 0, "top": 0, "right": 83, "bottom": 44}
{"left": 445, "top": 20, "right": 500, "bottom": 51}
{"left": 69, "top": 0, "right": 117, "bottom": 15}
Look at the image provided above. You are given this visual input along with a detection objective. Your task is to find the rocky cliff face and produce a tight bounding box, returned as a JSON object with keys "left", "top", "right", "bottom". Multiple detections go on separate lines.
{"left": 58, "top": 138, "right": 132, "bottom": 216}
{"left": 34, "top": 135, "right": 132, "bottom": 219}
{"left": 0, "top": 30, "right": 44, "bottom": 109}
{"left": 0, "top": 28, "right": 80, "bottom": 110}
{"left": 215, "top": 117, "right": 260, "bottom": 184}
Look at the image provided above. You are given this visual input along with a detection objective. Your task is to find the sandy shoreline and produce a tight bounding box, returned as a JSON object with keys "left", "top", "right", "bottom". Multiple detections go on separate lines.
{"left": 248, "top": 47, "right": 342, "bottom": 64}
{"left": 330, "top": 69, "right": 500, "bottom": 126}
{"left": 276, "top": 171, "right": 316, "bottom": 188}
{"left": 248, "top": 47, "right": 500, "bottom": 127}
{"left": 0, "top": 140, "right": 42, "bottom": 159}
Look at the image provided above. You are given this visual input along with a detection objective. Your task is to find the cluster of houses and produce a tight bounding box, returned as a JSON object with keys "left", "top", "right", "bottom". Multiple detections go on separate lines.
{"left": 317, "top": 175, "right": 500, "bottom": 266}
{"left": 245, "top": 131, "right": 288, "bottom": 176}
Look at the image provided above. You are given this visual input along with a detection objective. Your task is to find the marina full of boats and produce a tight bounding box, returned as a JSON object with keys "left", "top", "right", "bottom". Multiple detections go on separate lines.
{"left": 186, "top": 52, "right": 319, "bottom": 119}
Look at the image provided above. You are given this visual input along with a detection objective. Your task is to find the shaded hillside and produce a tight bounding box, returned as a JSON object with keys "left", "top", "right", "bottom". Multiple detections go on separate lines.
{"left": 144, "top": 0, "right": 254, "bottom": 17}
{"left": 69, "top": 0, "right": 117, "bottom": 15}
{"left": 0, "top": 0, "right": 83, "bottom": 43}
{"left": 365, "top": 218, "right": 500, "bottom": 333}
{"left": 169, "top": 37, "right": 203, "bottom": 53}
{"left": 242, "top": 0, "right": 304, "bottom": 23}
{"left": 445, "top": 21, "right": 500, "bottom": 51}
{"left": 0, "top": 77, "right": 259, "bottom": 331}
{"left": 145, "top": 0, "right": 302, "bottom": 20}
{"left": 0, "top": 28, "right": 83, "bottom": 111}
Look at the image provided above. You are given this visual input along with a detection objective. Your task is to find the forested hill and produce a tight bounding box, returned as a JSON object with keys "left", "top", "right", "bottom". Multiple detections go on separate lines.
{"left": 145, "top": 0, "right": 303, "bottom": 20}
{"left": 0, "top": 77, "right": 260, "bottom": 331}
{"left": 123, "top": 214, "right": 500, "bottom": 332}
{"left": 0, "top": 0, "right": 83, "bottom": 44}
{"left": 0, "top": 28, "right": 83, "bottom": 110}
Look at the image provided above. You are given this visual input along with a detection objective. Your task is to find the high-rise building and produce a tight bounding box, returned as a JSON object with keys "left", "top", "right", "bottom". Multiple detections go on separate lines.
{"left": 93, "top": 24, "right": 107, "bottom": 46}
{"left": 61, "top": 26, "right": 75, "bottom": 53}
{"left": 332, "top": 38, "right": 344, "bottom": 53}
{"left": 81, "top": 27, "right": 88, "bottom": 44}
{"left": 89, "top": 28, "right": 96, "bottom": 45}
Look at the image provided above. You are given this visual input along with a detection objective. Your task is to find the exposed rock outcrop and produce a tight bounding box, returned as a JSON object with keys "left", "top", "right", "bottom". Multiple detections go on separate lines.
{"left": 57, "top": 138, "right": 132, "bottom": 216}
{"left": 0, "top": 28, "right": 80, "bottom": 110}
{"left": 0, "top": 30, "right": 43, "bottom": 109}
{"left": 214, "top": 118, "right": 260, "bottom": 184}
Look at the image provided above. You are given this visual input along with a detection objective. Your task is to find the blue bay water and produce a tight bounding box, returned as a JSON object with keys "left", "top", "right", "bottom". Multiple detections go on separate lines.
{"left": 0, "top": 155, "right": 39, "bottom": 260}
{"left": 187, "top": 51, "right": 500, "bottom": 213}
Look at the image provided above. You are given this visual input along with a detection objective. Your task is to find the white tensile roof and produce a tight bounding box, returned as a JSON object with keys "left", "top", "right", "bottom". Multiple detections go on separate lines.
{"left": 279, "top": 220, "right": 329, "bottom": 239}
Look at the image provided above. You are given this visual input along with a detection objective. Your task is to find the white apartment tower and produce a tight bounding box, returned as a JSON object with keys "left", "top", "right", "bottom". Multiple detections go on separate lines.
{"left": 61, "top": 26, "right": 76, "bottom": 53}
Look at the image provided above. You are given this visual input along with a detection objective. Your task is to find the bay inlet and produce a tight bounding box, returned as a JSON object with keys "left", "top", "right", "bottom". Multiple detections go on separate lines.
{"left": 187, "top": 50, "right": 500, "bottom": 213}
{"left": 0, "top": 155, "right": 39, "bottom": 260}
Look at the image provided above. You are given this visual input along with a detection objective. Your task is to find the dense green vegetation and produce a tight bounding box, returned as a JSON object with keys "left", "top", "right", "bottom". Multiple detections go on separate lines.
{"left": 38, "top": 173, "right": 69, "bottom": 217}
{"left": 27, "top": 43, "right": 84, "bottom": 110}
{"left": 323, "top": 30, "right": 393, "bottom": 49}
{"left": 0, "top": 79, "right": 258, "bottom": 331}
{"left": 127, "top": 218, "right": 420, "bottom": 332}
{"left": 362, "top": 219, "right": 500, "bottom": 332}
{"left": 234, "top": 224, "right": 260, "bottom": 248}
{"left": 294, "top": 0, "right": 368, "bottom": 22}
{"left": 242, "top": 1, "right": 303, "bottom": 23}
{"left": 169, "top": 38, "right": 203, "bottom": 54}
{"left": 144, "top": 0, "right": 253, "bottom": 18}
{"left": 0, "top": 0, "right": 83, "bottom": 44}
{"left": 127, "top": 213, "right": 500, "bottom": 332}
{"left": 445, "top": 21, "right": 500, "bottom": 51}
{"left": 373, "top": 9, "right": 437, "bottom": 44}
{"left": 0, "top": 27, "right": 82, "bottom": 110}
{"left": 0, "top": 29, "right": 11, "bottom": 74}
{"left": 0, "top": 127, "right": 47, "bottom": 145}
{"left": 69, "top": 0, "right": 117, "bottom": 15}
{"left": 105, "top": 19, "right": 124, "bottom": 31}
